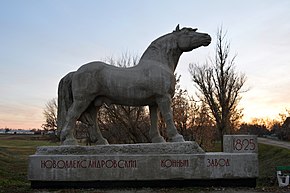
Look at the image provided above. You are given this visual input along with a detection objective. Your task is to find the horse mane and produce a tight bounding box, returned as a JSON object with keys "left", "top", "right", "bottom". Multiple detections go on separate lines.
{"left": 140, "top": 32, "right": 178, "bottom": 61}
{"left": 148, "top": 33, "right": 178, "bottom": 54}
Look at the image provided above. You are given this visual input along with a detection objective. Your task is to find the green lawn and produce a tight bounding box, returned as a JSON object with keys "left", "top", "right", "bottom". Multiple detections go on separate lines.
{"left": 258, "top": 143, "right": 290, "bottom": 186}
{"left": 0, "top": 135, "right": 289, "bottom": 192}
{"left": 0, "top": 135, "right": 57, "bottom": 193}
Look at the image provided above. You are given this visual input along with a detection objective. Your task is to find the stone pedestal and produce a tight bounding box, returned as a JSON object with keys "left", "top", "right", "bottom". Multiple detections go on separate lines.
{"left": 223, "top": 135, "right": 258, "bottom": 153}
{"left": 28, "top": 136, "right": 258, "bottom": 188}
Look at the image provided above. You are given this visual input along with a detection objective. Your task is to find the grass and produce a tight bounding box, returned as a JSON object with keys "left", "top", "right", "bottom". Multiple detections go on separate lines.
{"left": 0, "top": 135, "right": 57, "bottom": 193}
{"left": 0, "top": 135, "right": 289, "bottom": 192}
{"left": 258, "top": 143, "right": 290, "bottom": 186}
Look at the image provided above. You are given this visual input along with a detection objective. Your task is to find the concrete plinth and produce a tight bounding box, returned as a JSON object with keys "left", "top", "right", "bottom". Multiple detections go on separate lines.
{"left": 223, "top": 135, "right": 258, "bottom": 153}
{"left": 28, "top": 138, "right": 258, "bottom": 188}
{"left": 29, "top": 152, "right": 258, "bottom": 181}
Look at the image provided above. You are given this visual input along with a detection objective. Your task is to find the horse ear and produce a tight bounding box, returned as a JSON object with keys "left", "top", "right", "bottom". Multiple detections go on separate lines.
{"left": 175, "top": 24, "right": 180, "bottom": 32}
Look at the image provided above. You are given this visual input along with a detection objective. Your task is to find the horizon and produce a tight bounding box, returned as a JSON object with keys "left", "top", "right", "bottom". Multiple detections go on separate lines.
{"left": 1, "top": 1, "right": 290, "bottom": 129}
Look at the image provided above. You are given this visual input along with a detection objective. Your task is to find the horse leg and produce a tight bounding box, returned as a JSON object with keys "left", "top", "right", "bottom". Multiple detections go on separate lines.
{"left": 86, "top": 105, "right": 109, "bottom": 145}
{"left": 149, "top": 105, "right": 166, "bottom": 143}
{"left": 60, "top": 99, "right": 93, "bottom": 145}
{"left": 79, "top": 105, "right": 109, "bottom": 145}
{"left": 156, "top": 95, "right": 185, "bottom": 142}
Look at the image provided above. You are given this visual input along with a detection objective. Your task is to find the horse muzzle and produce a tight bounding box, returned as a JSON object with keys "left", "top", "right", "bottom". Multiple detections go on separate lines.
{"left": 203, "top": 35, "right": 211, "bottom": 46}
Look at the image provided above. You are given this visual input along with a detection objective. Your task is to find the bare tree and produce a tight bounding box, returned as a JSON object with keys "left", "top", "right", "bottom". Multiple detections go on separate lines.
{"left": 172, "top": 75, "right": 190, "bottom": 134}
{"left": 42, "top": 98, "right": 57, "bottom": 132}
{"left": 189, "top": 27, "right": 246, "bottom": 150}
{"left": 99, "top": 105, "right": 150, "bottom": 144}
{"left": 187, "top": 101, "right": 216, "bottom": 150}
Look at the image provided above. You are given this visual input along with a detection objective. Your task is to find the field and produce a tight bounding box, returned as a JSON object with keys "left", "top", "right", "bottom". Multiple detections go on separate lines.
{"left": 0, "top": 135, "right": 57, "bottom": 193}
{"left": 0, "top": 134, "right": 290, "bottom": 193}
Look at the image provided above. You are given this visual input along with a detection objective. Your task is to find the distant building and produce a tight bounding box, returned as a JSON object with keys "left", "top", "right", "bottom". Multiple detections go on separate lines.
{"left": 5, "top": 129, "right": 35, "bottom": 135}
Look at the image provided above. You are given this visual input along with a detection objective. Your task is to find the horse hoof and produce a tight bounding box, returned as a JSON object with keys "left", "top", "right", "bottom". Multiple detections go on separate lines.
{"left": 169, "top": 134, "right": 185, "bottom": 142}
{"left": 62, "top": 138, "right": 78, "bottom": 146}
{"left": 60, "top": 131, "right": 68, "bottom": 142}
{"left": 151, "top": 136, "right": 166, "bottom": 143}
{"left": 96, "top": 138, "right": 109, "bottom": 145}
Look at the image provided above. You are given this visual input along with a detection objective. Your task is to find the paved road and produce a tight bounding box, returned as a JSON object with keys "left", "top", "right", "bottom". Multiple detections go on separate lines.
{"left": 258, "top": 137, "right": 290, "bottom": 150}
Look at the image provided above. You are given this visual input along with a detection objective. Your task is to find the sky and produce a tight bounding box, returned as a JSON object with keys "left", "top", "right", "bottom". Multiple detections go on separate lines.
{"left": 0, "top": 0, "right": 290, "bottom": 129}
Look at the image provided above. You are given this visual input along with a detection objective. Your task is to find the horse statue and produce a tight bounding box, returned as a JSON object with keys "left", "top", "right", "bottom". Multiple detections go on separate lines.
{"left": 57, "top": 25, "right": 211, "bottom": 145}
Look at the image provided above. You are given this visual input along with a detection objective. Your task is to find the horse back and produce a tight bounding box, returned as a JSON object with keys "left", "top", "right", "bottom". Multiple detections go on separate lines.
{"left": 71, "top": 60, "right": 175, "bottom": 106}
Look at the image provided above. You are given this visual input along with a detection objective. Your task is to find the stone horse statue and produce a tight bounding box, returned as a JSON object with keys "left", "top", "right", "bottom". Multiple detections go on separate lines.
{"left": 57, "top": 25, "right": 211, "bottom": 145}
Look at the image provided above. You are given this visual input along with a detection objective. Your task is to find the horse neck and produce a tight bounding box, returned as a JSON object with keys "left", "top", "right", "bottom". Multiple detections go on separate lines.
{"left": 140, "top": 38, "right": 183, "bottom": 72}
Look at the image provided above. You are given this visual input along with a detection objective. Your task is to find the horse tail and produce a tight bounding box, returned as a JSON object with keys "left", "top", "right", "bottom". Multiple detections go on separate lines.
{"left": 57, "top": 72, "right": 74, "bottom": 137}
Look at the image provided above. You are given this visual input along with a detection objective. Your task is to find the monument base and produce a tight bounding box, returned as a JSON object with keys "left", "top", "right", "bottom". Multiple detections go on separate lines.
{"left": 28, "top": 141, "right": 258, "bottom": 188}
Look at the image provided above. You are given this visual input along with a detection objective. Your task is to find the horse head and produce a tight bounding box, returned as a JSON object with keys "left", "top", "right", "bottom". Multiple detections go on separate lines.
{"left": 173, "top": 24, "right": 211, "bottom": 52}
